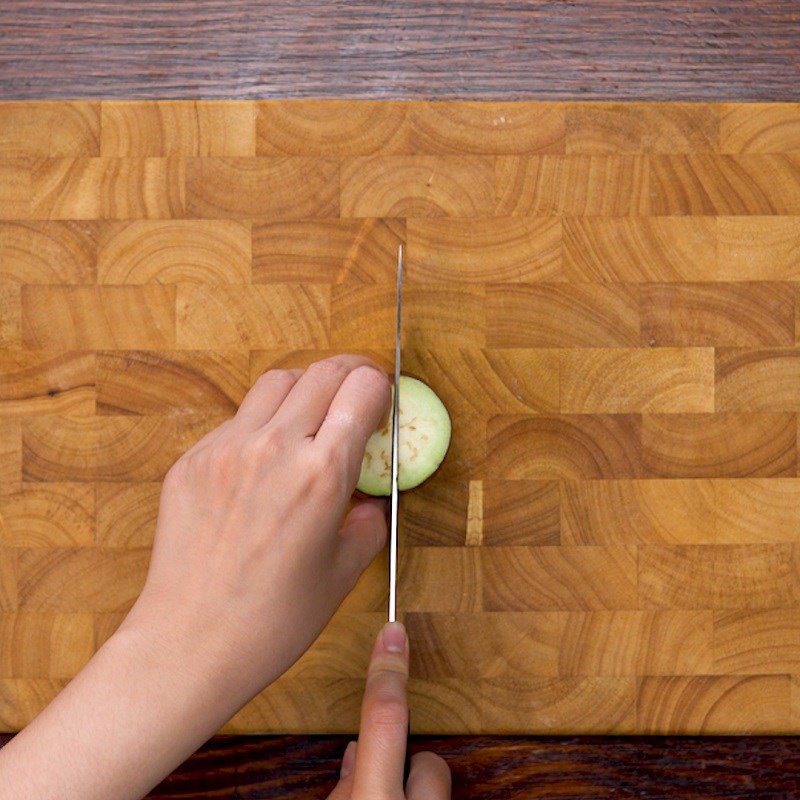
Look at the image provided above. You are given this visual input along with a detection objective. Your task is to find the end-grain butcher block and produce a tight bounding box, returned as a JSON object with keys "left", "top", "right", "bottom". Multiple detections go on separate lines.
{"left": 2, "top": 100, "right": 800, "bottom": 734}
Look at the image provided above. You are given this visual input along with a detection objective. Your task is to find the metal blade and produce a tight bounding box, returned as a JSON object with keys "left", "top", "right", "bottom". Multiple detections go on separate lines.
{"left": 388, "top": 244, "right": 403, "bottom": 623}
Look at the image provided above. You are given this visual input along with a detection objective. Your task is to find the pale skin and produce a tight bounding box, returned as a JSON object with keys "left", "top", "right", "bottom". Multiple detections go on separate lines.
{"left": 0, "top": 355, "right": 451, "bottom": 800}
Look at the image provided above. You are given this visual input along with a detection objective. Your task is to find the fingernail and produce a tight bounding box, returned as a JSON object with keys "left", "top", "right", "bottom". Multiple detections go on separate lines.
{"left": 381, "top": 621, "right": 407, "bottom": 653}
{"left": 340, "top": 740, "right": 356, "bottom": 777}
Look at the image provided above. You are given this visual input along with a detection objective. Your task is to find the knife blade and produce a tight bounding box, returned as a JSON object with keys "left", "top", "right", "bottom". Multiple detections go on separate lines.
{"left": 389, "top": 245, "right": 412, "bottom": 787}
{"left": 388, "top": 244, "right": 403, "bottom": 623}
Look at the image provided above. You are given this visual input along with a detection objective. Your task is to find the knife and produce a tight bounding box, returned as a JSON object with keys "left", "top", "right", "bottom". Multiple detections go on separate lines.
{"left": 388, "top": 243, "right": 411, "bottom": 786}
{"left": 388, "top": 243, "right": 403, "bottom": 623}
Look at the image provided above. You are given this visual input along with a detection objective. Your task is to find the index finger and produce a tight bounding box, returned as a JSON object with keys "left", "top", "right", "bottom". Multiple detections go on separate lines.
{"left": 314, "top": 365, "right": 391, "bottom": 481}
{"left": 351, "top": 622, "right": 409, "bottom": 798}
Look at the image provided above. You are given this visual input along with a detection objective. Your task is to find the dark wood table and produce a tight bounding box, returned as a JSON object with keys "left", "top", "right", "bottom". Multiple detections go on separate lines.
{"left": 2, "top": 2, "right": 800, "bottom": 798}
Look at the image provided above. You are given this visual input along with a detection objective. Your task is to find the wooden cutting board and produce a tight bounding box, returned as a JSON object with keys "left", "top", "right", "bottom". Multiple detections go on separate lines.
{"left": 2, "top": 100, "right": 800, "bottom": 735}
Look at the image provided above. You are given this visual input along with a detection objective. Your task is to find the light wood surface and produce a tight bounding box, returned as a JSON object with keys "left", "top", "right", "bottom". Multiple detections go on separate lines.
{"left": 2, "top": 101, "right": 800, "bottom": 734}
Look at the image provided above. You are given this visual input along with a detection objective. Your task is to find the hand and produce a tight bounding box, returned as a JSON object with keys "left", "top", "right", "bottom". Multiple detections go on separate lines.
{"left": 123, "top": 354, "right": 392, "bottom": 708}
{"left": 329, "top": 622, "right": 451, "bottom": 800}
{"left": 0, "top": 354, "right": 397, "bottom": 800}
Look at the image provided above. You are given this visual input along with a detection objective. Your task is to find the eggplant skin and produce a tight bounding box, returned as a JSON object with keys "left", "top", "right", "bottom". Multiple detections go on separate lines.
{"left": 356, "top": 376, "right": 451, "bottom": 496}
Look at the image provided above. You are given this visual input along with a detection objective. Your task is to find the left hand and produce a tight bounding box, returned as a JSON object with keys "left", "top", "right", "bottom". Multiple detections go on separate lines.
{"left": 124, "top": 354, "right": 393, "bottom": 714}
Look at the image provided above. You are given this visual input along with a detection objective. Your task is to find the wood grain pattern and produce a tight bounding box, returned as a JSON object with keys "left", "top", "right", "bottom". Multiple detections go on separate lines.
{"left": 185, "top": 158, "right": 339, "bottom": 219}
{"left": 487, "top": 415, "right": 643, "bottom": 479}
{"left": 559, "top": 348, "right": 714, "bottom": 413}
{"left": 649, "top": 155, "right": 800, "bottom": 215}
{"left": 0, "top": 103, "right": 99, "bottom": 158}
{"left": 561, "top": 479, "right": 715, "bottom": 546}
{"left": 252, "top": 219, "right": 402, "bottom": 284}
{"left": 0, "top": 350, "right": 95, "bottom": 417}
{"left": 22, "top": 286, "right": 176, "bottom": 350}
{"left": 3, "top": 0, "right": 800, "bottom": 103}
{"left": 637, "top": 675, "right": 790, "bottom": 734}
{"left": 566, "top": 103, "right": 718, "bottom": 154}
{"left": 640, "top": 282, "right": 796, "bottom": 347}
{"left": 0, "top": 221, "right": 97, "bottom": 284}
{"left": 101, "top": 102, "right": 255, "bottom": 157}
{"left": 720, "top": 104, "right": 800, "bottom": 154}
{"left": 96, "top": 351, "right": 248, "bottom": 417}
{"left": 5, "top": 100, "right": 800, "bottom": 738}
{"left": 486, "top": 284, "right": 639, "bottom": 349}
{"left": 495, "top": 155, "right": 648, "bottom": 216}
{"left": 717, "top": 216, "right": 800, "bottom": 280}
{"left": 563, "top": 218, "right": 716, "bottom": 282}
{"left": 0, "top": 484, "right": 94, "bottom": 547}
{"left": 641, "top": 413, "right": 796, "bottom": 478}
{"left": 407, "top": 218, "right": 562, "bottom": 283}
{"left": 481, "top": 546, "right": 638, "bottom": 612}
{"left": 340, "top": 157, "right": 494, "bottom": 218}
{"left": 97, "top": 221, "right": 251, "bottom": 284}
{"left": 20, "top": 734, "right": 775, "bottom": 799}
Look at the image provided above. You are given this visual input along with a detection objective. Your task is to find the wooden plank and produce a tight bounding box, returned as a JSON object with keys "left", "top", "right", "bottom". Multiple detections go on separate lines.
{"left": 340, "top": 156, "right": 495, "bottom": 218}
{"left": 641, "top": 413, "right": 796, "bottom": 478}
{"left": 30, "top": 157, "right": 185, "bottom": 220}
{"left": 495, "top": 155, "right": 648, "bottom": 215}
{"left": 0, "top": 102, "right": 99, "bottom": 158}
{"left": 97, "top": 220, "right": 251, "bottom": 284}
{"left": 481, "top": 546, "right": 638, "bottom": 611}
{"left": 0, "top": 613, "right": 94, "bottom": 677}
{"left": 16, "top": 548, "right": 150, "bottom": 612}
{"left": 96, "top": 351, "right": 248, "bottom": 416}
{"left": 563, "top": 218, "right": 716, "bottom": 282}
{"left": 0, "top": 221, "right": 97, "bottom": 284}
{"left": 561, "top": 480, "right": 715, "bottom": 546}
{"left": 649, "top": 155, "right": 800, "bottom": 215}
{"left": 638, "top": 544, "right": 800, "bottom": 609}
{"left": 101, "top": 101, "right": 255, "bottom": 157}
{"left": 185, "top": 158, "right": 339, "bottom": 219}
{"left": 0, "top": 484, "right": 94, "bottom": 547}
{"left": 482, "top": 480, "right": 560, "bottom": 546}
{"left": 0, "top": 351, "right": 95, "bottom": 417}
{"left": 486, "top": 284, "right": 639, "bottom": 348}
{"left": 21, "top": 286, "right": 176, "bottom": 350}
{"left": 21, "top": 416, "right": 217, "bottom": 482}
{"left": 565, "top": 103, "right": 718, "bottom": 154}
{"left": 637, "top": 675, "right": 790, "bottom": 734}
{"left": 719, "top": 104, "right": 800, "bottom": 154}
{"left": 252, "top": 219, "right": 402, "bottom": 284}
{"left": 559, "top": 348, "right": 714, "bottom": 413}
{"left": 716, "top": 348, "right": 800, "bottom": 410}
{"left": 640, "top": 282, "right": 795, "bottom": 347}
{"left": 407, "top": 217, "right": 562, "bottom": 283}
{"left": 717, "top": 217, "right": 800, "bottom": 280}
{"left": 176, "top": 285, "right": 329, "bottom": 350}
{"left": 487, "top": 415, "right": 643, "bottom": 480}
{"left": 95, "top": 483, "right": 160, "bottom": 548}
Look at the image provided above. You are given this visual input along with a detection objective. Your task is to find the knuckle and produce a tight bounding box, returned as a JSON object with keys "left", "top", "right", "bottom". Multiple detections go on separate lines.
{"left": 350, "top": 364, "right": 390, "bottom": 395}
{"left": 303, "top": 448, "right": 344, "bottom": 497}
{"left": 209, "top": 438, "right": 242, "bottom": 472}
{"left": 253, "top": 369, "right": 295, "bottom": 393}
{"left": 243, "top": 426, "right": 285, "bottom": 461}
{"left": 363, "top": 693, "right": 408, "bottom": 730}
{"left": 307, "top": 358, "right": 349, "bottom": 384}
{"left": 305, "top": 445, "right": 332, "bottom": 475}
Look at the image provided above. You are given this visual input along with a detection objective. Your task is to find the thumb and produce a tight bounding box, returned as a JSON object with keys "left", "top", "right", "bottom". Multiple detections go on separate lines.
{"left": 327, "top": 740, "right": 357, "bottom": 799}
{"left": 406, "top": 751, "right": 452, "bottom": 799}
{"left": 337, "top": 499, "right": 388, "bottom": 582}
